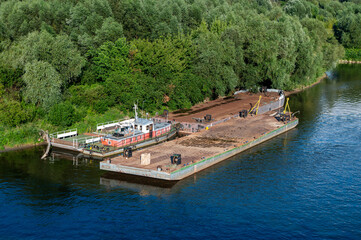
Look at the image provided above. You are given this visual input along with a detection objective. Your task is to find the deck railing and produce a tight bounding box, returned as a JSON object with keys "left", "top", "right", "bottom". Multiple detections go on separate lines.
{"left": 50, "top": 128, "right": 77, "bottom": 139}
{"left": 82, "top": 127, "right": 177, "bottom": 154}
{"left": 96, "top": 119, "right": 134, "bottom": 131}
{"left": 73, "top": 136, "right": 101, "bottom": 148}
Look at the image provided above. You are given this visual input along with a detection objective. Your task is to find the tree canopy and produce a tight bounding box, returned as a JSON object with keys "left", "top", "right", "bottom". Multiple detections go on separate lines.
{"left": 0, "top": 0, "right": 359, "bottom": 130}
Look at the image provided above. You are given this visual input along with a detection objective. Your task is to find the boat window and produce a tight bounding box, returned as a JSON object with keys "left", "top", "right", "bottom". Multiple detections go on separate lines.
{"left": 146, "top": 125, "right": 149, "bottom": 130}
{"left": 134, "top": 125, "right": 138, "bottom": 130}
{"left": 108, "top": 141, "right": 111, "bottom": 145}
{"left": 140, "top": 125, "right": 142, "bottom": 131}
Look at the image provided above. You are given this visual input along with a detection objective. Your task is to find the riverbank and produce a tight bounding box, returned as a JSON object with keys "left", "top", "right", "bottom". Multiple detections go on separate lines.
{"left": 339, "top": 60, "right": 361, "bottom": 64}
{"left": 0, "top": 142, "right": 46, "bottom": 153}
{"left": 285, "top": 73, "right": 328, "bottom": 96}
{"left": 0, "top": 123, "right": 47, "bottom": 152}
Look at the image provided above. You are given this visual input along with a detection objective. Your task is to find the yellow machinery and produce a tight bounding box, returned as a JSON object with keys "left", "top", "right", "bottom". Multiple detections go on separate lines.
{"left": 283, "top": 97, "right": 291, "bottom": 116}
{"left": 249, "top": 95, "right": 262, "bottom": 115}
{"left": 279, "top": 97, "right": 292, "bottom": 122}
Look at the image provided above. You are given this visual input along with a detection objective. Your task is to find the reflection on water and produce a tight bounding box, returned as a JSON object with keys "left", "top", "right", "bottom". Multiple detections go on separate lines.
{"left": 100, "top": 175, "right": 177, "bottom": 197}
{"left": 1, "top": 64, "right": 361, "bottom": 239}
{"left": 50, "top": 148, "right": 97, "bottom": 166}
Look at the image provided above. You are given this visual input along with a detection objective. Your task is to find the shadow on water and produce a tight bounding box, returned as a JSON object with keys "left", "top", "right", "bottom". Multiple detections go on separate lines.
{"left": 100, "top": 173, "right": 179, "bottom": 196}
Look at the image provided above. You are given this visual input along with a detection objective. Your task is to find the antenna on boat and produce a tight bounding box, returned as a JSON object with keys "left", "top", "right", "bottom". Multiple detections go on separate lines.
{"left": 134, "top": 103, "right": 139, "bottom": 122}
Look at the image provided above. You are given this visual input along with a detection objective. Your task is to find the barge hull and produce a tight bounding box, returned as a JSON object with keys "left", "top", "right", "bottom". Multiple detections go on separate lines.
{"left": 100, "top": 119, "right": 298, "bottom": 181}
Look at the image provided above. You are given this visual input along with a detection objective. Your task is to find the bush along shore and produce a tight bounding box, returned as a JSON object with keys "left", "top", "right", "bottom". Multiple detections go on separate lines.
{"left": 1, "top": 0, "right": 361, "bottom": 150}
{"left": 343, "top": 48, "right": 361, "bottom": 62}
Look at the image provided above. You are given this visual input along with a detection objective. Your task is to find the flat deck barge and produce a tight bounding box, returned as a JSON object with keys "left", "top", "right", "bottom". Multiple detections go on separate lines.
{"left": 100, "top": 114, "right": 298, "bottom": 181}
{"left": 49, "top": 91, "right": 285, "bottom": 157}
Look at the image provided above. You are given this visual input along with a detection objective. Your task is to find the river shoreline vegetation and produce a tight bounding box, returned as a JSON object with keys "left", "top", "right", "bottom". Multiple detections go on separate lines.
{"left": 345, "top": 48, "right": 361, "bottom": 61}
{"left": 0, "top": 0, "right": 360, "bottom": 149}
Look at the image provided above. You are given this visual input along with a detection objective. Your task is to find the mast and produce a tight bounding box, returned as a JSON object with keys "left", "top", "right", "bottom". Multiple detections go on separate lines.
{"left": 134, "top": 103, "right": 138, "bottom": 122}
{"left": 132, "top": 103, "right": 138, "bottom": 136}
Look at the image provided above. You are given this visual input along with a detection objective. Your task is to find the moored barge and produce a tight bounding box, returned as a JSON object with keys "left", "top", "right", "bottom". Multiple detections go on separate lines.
{"left": 50, "top": 104, "right": 176, "bottom": 157}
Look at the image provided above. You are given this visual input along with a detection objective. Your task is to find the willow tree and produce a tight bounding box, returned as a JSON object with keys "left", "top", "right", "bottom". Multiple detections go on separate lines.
{"left": 23, "top": 61, "right": 62, "bottom": 110}
{"left": 4, "top": 30, "right": 85, "bottom": 85}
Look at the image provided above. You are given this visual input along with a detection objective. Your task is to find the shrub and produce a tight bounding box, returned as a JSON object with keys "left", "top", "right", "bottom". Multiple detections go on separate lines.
{"left": 69, "top": 83, "right": 112, "bottom": 113}
{"left": 48, "top": 101, "right": 77, "bottom": 127}
{"left": 0, "top": 99, "right": 31, "bottom": 127}
{"left": 345, "top": 48, "right": 361, "bottom": 61}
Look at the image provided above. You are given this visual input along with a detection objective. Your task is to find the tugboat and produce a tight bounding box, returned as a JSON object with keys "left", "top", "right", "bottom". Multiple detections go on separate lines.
{"left": 100, "top": 104, "right": 175, "bottom": 149}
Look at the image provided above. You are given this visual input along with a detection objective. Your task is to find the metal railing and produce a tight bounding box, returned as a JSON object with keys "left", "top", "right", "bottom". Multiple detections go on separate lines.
{"left": 73, "top": 135, "right": 101, "bottom": 148}
{"left": 96, "top": 119, "right": 122, "bottom": 131}
{"left": 50, "top": 128, "right": 77, "bottom": 139}
{"left": 96, "top": 119, "right": 134, "bottom": 131}
{"left": 234, "top": 88, "right": 282, "bottom": 95}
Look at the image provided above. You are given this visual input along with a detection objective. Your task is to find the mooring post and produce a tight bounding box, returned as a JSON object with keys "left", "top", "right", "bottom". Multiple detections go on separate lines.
{"left": 40, "top": 130, "right": 51, "bottom": 160}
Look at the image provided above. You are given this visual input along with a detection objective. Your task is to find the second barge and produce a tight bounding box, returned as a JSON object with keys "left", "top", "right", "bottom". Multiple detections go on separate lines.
{"left": 50, "top": 104, "right": 176, "bottom": 157}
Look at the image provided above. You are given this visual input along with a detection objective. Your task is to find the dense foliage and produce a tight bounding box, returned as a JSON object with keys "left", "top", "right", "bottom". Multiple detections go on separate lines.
{"left": 345, "top": 48, "right": 361, "bottom": 61}
{"left": 0, "top": 0, "right": 360, "bottom": 147}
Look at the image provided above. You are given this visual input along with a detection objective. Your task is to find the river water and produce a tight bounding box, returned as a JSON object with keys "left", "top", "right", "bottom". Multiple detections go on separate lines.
{"left": 0, "top": 64, "right": 360, "bottom": 239}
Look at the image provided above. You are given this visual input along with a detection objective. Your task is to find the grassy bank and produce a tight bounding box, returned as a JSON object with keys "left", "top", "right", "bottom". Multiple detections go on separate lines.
{"left": 0, "top": 124, "right": 43, "bottom": 150}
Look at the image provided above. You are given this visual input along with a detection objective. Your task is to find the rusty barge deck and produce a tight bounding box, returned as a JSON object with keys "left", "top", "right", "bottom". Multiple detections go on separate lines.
{"left": 100, "top": 114, "right": 298, "bottom": 181}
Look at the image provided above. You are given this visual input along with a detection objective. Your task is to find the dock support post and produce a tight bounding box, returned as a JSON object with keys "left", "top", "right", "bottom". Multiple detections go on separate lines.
{"left": 41, "top": 130, "right": 51, "bottom": 160}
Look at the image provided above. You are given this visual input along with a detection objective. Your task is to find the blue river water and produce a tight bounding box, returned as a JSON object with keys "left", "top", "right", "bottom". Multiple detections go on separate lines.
{"left": 0, "top": 64, "right": 360, "bottom": 239}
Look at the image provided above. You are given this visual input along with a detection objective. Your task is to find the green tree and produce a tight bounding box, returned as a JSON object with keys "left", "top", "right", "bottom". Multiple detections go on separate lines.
{"left": 193, "top": 21, "right": 238, "bottom": 96}
{"left": 4, "top": 30, "right": 85, "bottom": 85}
{"left": 334, "top": 13, "right": 361, "bottom": 48}
{"left": 0, "top": 64, "right": 23, "bottom": 88}
{"left": 284, "top": 0, "right": 313, "bottom": 19}
{"left": 131, "top": 35, "right": 195, "bottom": 78}
{"left": 104, "top": 72, "right": 164, "bottom": 111}
{"left": 69, "top": 83, "right": 110, "bottom": 113}
{"left": 68, "top": 0, "right": 124, "bottom": 51}
{"left": 94, "top": 17, "right": 124, "bottom": 46}
{"left": 0, "top": 0, "right": 71, "bottom": 40}
{"left": 90, "top": 38, "right": 131, "bottom": 80}
{"left": 23, "top": 61, "right": 62, "bottom": 109}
